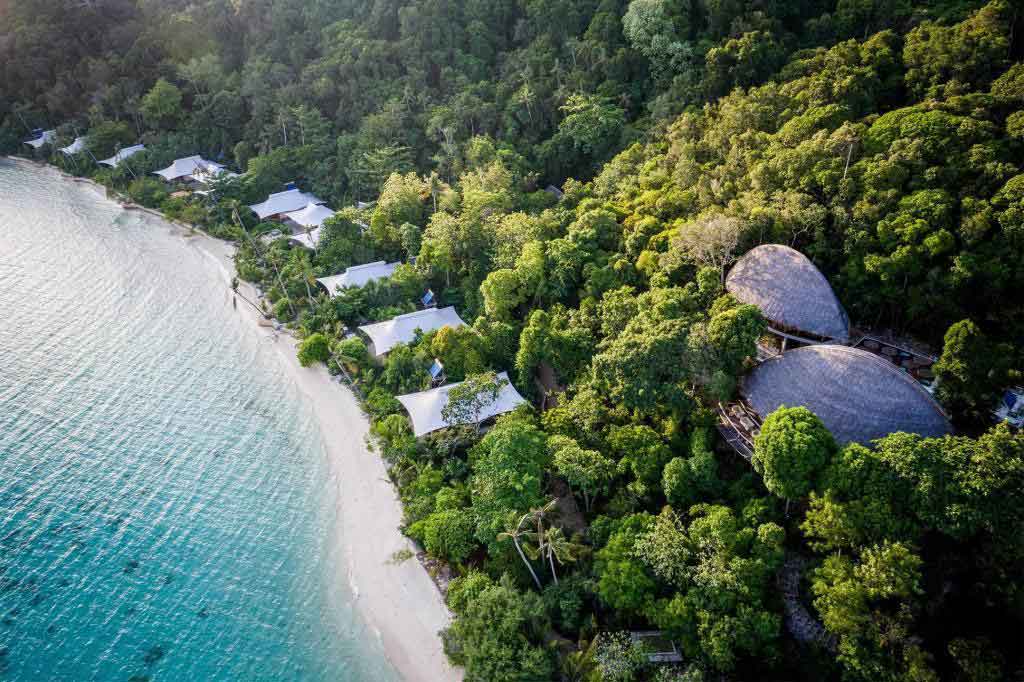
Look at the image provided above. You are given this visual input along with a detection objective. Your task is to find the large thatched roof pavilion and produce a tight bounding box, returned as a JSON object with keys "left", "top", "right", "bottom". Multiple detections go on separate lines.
{"left": 726, "top": 244, "right": 849, "bottom": 343}
{"left": 742, "top": 345, "right": 952, "bottom": 446}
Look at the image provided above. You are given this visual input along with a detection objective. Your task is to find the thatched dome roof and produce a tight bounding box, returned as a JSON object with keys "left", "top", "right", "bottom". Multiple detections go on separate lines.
{"left": 726, "top": 244, "right": 849, "bottom": 342}
{"left": 743, "top": 346, "right": 952, "bottom": 445}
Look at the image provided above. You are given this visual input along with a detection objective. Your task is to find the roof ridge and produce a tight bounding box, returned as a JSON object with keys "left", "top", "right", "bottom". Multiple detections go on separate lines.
{"left": 346, "top": 261, "right": 388, "bottom": 271}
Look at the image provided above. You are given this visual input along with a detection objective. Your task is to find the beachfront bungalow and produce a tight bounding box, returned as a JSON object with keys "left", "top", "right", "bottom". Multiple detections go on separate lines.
{"left": 154, "top": 156, "right": 233, "bottom": 187}
{"left": 98, "top": 144, "right": 145, "bottom": 167}
{"left": 726, "top": 244, "right": 849, "bottom": 349}
{"left": 316, "top": 261, "right": 400, "bottom": 297}
{"left": 248, "top": 186, "right": 324, "bottom": 222}
{"left": 396, "top": 371, "right": 527, "bottom": 437}
{"left": 59, "top": 137, "right": 86, "bottom": 155}
{"left": 718, "top": 345, "right": 952, "bottom": 458}
{"left": 358, "top": 306, "right": 466, "bottom": 357}
{"left": 24, "top": 129, "right": 56, "bottom": 149}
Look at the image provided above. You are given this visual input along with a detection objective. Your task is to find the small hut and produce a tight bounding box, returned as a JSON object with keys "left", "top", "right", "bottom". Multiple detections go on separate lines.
{"left": 358, "top": 306, "right": 466, "bottom": 357}
{"left": 248, "top": 186, "right": 324, "bottom": 221}
{"left": 316, "top": 261, "right": 400, "bottom": 297}
{"left": 154, "top": 155, "right": 232, "bottom": 187}
{"left": 98, "top": 144, "right": 145, "bottom": 167}
{"left": 59, "top": 137, "right": 86, "bottom": 155}
{"left": 726, "top": 244, "right": 849, "bottom": 347}
{"left": 741, "top": 345, "right": 952, "bottom": 446}
{"left": 396, "top": 371, "right": 527, "bottom": 437}
{"left": 24, "top": 129, "right": 55, "bottom": 149}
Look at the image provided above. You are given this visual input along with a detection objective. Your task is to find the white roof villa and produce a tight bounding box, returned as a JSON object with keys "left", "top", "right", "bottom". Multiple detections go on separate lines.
{"left": 249, "top": 188, "right": 324, "bottom": 220}
{"left": 24, "top": 130, "right": 56, "bottom": 149}
{"left": 358, "top": 306, "right": 466, "bottom": 357}
{"left": 153, "top": 155, "right": 227, "bottom": 183}
{"left": 59, "top": 137, "right": 86, "bottom": 155}
{"left": 284, "top": 203, "right": 335, "bottom": 230}
{"left": 317, "top": 261, "right": 400, "bottom": 296}
{"left": 98, "top": 144, "right": 145, "bottom": 167}
{"left": 397, "top": 371, "right": 527, "bottom": 437}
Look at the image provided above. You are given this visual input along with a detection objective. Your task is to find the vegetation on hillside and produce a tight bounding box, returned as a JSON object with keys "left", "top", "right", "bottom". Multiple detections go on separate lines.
{"left": 3, "top": 0, "right": 1023, "bottom": 680}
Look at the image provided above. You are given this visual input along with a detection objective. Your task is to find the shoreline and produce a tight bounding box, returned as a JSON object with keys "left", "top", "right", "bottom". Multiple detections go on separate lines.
{"left": 196, "top": 235, "right": 460, "bottom": 682}
{"left": 7, "top": 156, "right": 461, "bottom": 682}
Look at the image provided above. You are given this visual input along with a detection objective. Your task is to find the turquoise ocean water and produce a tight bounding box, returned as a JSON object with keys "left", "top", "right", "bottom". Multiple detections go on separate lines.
{"left": 0, "top": 159, "right": 397, "bottom": 681}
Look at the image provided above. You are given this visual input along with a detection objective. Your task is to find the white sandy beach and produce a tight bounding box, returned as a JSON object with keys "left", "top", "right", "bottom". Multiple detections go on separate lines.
{"left": 195, "top": 234, "right": 462, "bottom": 682}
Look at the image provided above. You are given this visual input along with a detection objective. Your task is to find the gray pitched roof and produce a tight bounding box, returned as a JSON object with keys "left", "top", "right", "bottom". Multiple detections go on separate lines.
{"left": 726, "top": 244, "right": 849, "bottom": 342}
{"left": 743, "top": 345, "right": 952, "bottom": 445}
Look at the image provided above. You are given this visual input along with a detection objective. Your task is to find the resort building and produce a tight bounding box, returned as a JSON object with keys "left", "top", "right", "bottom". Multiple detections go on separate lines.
{"left": 154, "top": 156, "right": 233, "bottom": 186}
{"left": 287, "top": 228, "right": 322, "bottom": 250}
{"left": 726, "top": 244, "right": 849, "bottom": 348}
{"left": 719, "top": 345, "right": 952, "bottom": 458}
{"left": 358, "top": 306, "right": 466, "bottom": 357}
{"left": 284, "top": 202, "right": 335, "bottom": 233}
{"left": 59, "top": 137, "right": 86, "bottom": 155}
{"left": 396, "top": 371, "right": 527, "bottom": 437}
{"left": 317, "top": 261, "right": 400, "bottom": 297}
{"left": 24, "top": 129, "right": 56, "bottom": 149}
{"left": 98, "top": 144, "right": 145, "bottom": 167}
{"left": 249, "top": 186, "right": 324, "bottom": 221}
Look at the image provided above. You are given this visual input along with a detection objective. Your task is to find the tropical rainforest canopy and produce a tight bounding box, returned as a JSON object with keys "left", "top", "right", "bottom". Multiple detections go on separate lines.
{"left": 3, "top": 0, "right": 1023, "bottom": 680}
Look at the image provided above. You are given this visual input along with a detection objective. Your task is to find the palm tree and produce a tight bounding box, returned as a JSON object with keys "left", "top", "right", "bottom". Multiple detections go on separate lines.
{"left": 561, "top": 638, "right": 601, "bottom": 682}
{"left": 498, "top": 511, "right": 542, "bottom": 590}
{"left": 537, "top": 525, "right": 584, "bottom": 585}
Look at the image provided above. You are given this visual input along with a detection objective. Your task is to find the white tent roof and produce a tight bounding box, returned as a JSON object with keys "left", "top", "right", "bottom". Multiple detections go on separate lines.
{"left": 284, "top": 203, "right": 335, "bottom": 228}
{"left": 153, "top": 155, "right": 225, "bottom": 182}
{"left": 24, "top": 130, "right": 56, "bottom": 149}
{"left": 249, "top": 188, "right": 324, "bottom": 220}
{"left": 397, "top": 371, "right": 527, "bottom": 437}
{"left": 287, "top": 227, "right": 322, "bottom": 250}
{"left": 317, "top": 261, "right": 400, "bottom": 296}
{"left": 359, "top": 306, "right": 466, "bottom": 356}
{"left": 59, "top": 137, "right": 86, "bottom": 155}
{"left": 98, "top": 144, "right": 145, "bottom": 167}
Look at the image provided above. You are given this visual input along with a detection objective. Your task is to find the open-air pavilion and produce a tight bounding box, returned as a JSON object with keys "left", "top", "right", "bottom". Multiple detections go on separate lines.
{"left": 726, "top": 244, "right": 849, "bottom": 348}
{"left": 728, "top": 345, "right": 952, "bottom": 451}
{"left": 358, "top": 306, "right": 466, "bottom": 357}
{"left": 24, "top": 130, "right": 56, "bottom": 149}
{"left": 317, "top": 261, "right": 400, "bottom": 297}
{"left": 249, "top": 187, "right": 324, "bottom": 221}
{"left": 98, "top": 144, "right": 145, "bottom": 167}
{"left": 396, "top": 371, "right": 527, "bottom": 437}
{"left": 59, "top": 137, "right": 86, "bottom": 155}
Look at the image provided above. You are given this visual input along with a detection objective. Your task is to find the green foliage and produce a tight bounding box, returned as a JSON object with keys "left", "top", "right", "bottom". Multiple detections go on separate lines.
{"left": 934, "top": 319, "right": 1011, "bottom": 424}
{"left": 296, "top": 333, "right": 330, "bottom": 367}
{"left": 811, "top": 541, "right": 932, "bottom": 681}
{"left": 444, "top": 574, "right": 555, "bottom": 682}
{"left": 469, "top": 417, "right": 550, "bottom": 552}
{"left": 753, "top": 406, "right": 837, "bottom": 501}
{"left": 420, "top": 509, "right": 477, "bottom": 564}
{"left": 140, "top": 78, "right": 184, "bottom": 130}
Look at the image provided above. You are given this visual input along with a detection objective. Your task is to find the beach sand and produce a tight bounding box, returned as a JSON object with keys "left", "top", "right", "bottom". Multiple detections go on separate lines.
{"left": 188, "top": 231, "right": 462, "bottom": 682}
